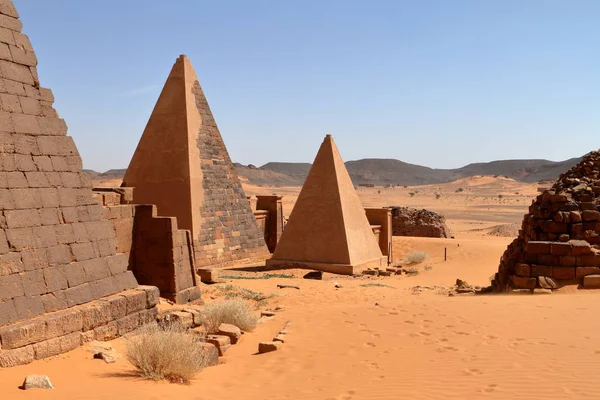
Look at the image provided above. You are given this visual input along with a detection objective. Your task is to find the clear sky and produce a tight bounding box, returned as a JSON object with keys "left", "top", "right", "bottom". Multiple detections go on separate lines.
{"left": 15, "top": 0, "right": 600, "bottom": 172}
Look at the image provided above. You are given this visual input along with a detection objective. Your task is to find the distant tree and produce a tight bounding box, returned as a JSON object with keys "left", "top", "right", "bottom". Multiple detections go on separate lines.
{"left": 409, "top": 192, "right": 415, "bottom": 197}
{"left": 435, "top": 193, "right": 441, "bottom": 200}
{"left": 455, "top": 188, "right": 464, "bottom": 193}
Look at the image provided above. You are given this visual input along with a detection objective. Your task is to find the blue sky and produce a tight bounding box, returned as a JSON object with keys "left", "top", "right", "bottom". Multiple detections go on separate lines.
{"left": 16, "top": 0, "right": 600, "bottom": 171}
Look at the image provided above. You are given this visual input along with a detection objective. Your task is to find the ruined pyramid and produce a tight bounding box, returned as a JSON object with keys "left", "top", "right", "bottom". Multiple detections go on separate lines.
{"left": 122, "top": 55, "right": 269, "bottom": 268}
{"left": 495, "top": 150, "right": 600, "bottom": 291}
{"left": 0, "top": 0, "right": 158, "bottom": 367}
{"left": 266, "top": 135, "right": 386, "bottom": 275}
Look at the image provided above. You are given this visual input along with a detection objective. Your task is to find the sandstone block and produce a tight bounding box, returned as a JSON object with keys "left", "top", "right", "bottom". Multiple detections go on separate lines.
{"left": 124, "top": 290, "right": 146, "bottom": 314}
{"left": 0, "top": 318, "right": 45, "bottom": 349}
{"left": 515, "top": 263, "right": 530, "bottom": 277}
{"left": 552, "top": 267, "right": 575, "bottom": 280}
{"left": 137, "top": 285, "right": 160, "bottom": 308}
{"left": 578, "top": 254, "right": 600, "bottom": 267}
{"left": 583, "top": 274, "right": 600, "bottom": 288}
{"left": 200, "top": 342, "right": 219, "bottom": 366}
{"left": 0, "top": 298, "right": 17, "bottom": 326}
{"left": 80, "top": 301, "right": 111, "bottom": 332}
{"left": 21, "top": 374, "right": 53, "bottom": 390}
{"left": 526, "top": 241, "right": 552, "bottom": 255}
{"left": 64, "top": 283, "right": 94, "bottom": 307}
{"left": 217, "top": 323, "right": 242, "bottom": 344}
{"left": 570, "top": 240, "right": 593, "bottom": 255}
{"left": 116, "top": 312, "right": 140, "bottom": 336}
{"left": 576, "top": 267, "right": 600, "bottom": 279}
{"left": 13, "top": 295, "right": 44, "bottom": 320}
{"left": 206, "top": 334, "right": 231, "bottom": 356}
{"left": 583, "top": 210, "right": 600, "bottom": 221}
{"left": 550, "top": 242, "right": 571, "bottom": 256}
{"left": 258, "top": 341, "right": 280, "bottom": 354}
{"left": 93, "top": 321, "right": 118, "bottom": 341}
{"left": 0, "top": 345, "right": 33, "bottom": 367}
{"left": 197, "top": 268, "right": 217, "bottom": 283}
{"left": 40, "top": 291, "right": 67, "bottom": 313}
{"left": 0, "top": 273, "right": 24, "bottom": 300}
{"left": 509, "top": 275, "right": 536, "bottom": 290}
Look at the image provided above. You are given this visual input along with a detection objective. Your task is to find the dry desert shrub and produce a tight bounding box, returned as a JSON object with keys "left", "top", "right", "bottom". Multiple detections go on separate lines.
{"left": 203, "top": 299, "right": 259, "bottom": 333}
{"left": 124, "top": 323, "right": 208, "bottom": 384}
{"left": 402, "top": 251, "right": 429, "bottom": 264}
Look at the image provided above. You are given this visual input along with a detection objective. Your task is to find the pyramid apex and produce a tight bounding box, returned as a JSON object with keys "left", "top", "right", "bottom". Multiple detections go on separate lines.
{"left": 324, "top": 134, "right": 334, "bottom": 142}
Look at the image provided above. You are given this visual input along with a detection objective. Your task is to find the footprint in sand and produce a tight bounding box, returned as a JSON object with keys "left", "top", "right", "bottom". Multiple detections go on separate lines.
{"left": 365, "top": 342, "right": 377, "bottom": 348}
{"left": 485, "top": 335, "right": 498, "bottom": 340}
{"left": 463, "top": 368, "right": 483, "bottom": 376}
{"left": 454, "top": 331, "right": 471, "bottom": 336}
{"left": 404, "top": 320, "right": 415, "bottom": 324}
{"left": 419, "top": 331, "right": 431, "bottom": 337}
{"left": 389, "top": 311, "right": 399, "bottom": 315}
{"left": 481, "top": 384, "right": 498, "bottom": 393}
{"left": 438, "top": 338, "right": 449, "bottom": 342}
{"left": 437, "top": 346, "right": 460, "bottom": 353}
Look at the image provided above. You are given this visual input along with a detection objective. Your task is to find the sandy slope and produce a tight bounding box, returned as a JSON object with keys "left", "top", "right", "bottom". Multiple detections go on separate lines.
{"left": 4, "top": 177, "right": 600, "bottom": 399}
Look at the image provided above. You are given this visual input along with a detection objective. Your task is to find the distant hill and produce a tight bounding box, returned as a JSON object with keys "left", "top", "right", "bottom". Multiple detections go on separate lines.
{"left": 85, "top": 156, "right": 583, "bottom": 187}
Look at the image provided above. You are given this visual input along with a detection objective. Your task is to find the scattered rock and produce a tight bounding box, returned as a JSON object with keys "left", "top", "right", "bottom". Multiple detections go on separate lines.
{"left": 279, "top": 329, "right": 288, "bottom": 335}
{"left": 21, "top": 375, "right": 53, "bottom": 390}
{"left": 303, "top": 271, "right": 323, "bottom": 280}
{"left": 378, "top": 271, "right": 392, "bottom": 277}
{"left": 258, "top": 341, "right": 280, "bottom": 354}
{"left": 273, "top": 334, "right": 286, "bottom": 343}
{"left": 362, "top": 269, "right": 378, "bottom": 276}
{"left": 334, "top": 282, "right": 342, "bottom": 288}
{"left": 277, "top": 284, "right": 300, "bottom": 290}
{"left": 261, "top": 310, "right": 276, "bottom": 318}
{"left": 533, "top": 288, "right": 552, "bottom": 295}
{"left": 93, "top": 351, "right": 118, "bottom": 363}
{"left": 217, "top": 323, "right": 242, "bottom": 344}
{"left": 538, "top": 276, "right": 559, "bottom": 290}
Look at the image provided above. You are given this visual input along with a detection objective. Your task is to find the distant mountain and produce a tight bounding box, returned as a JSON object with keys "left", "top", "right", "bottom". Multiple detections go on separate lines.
{"left": 85, "top": 156, "right": 583, "bottom": 187}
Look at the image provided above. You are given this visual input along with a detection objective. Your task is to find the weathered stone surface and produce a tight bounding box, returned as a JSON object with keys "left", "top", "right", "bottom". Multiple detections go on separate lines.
{"left": 538, "top": 276, "right": 559, "bottom": 290}
{"left": 273, "top": 334, "right": 286, "bottom": 343}
{"left": 303, "top": 270, "right": 323, "bottom": 280}
{"left": 388, "top": 206, "right": 453, "bottom": 238}
{"left": 206, "top": 334, "right": 231, "bottom": 356}
{"left": 21, "top": 374, "right": 53, "bottom": 390}
{"left": 583, "top": 275, "right": 600, "bottom": 288}
{"left": 258, "top": 341, "right": 280, "bottom": 354}
{"left": 93, "top": 351, "right": 118, "bottom": 364}
{"left": 509, "top": 275, "right": 536, "bottom": 290}
{"left": 200, "top": 342, "right": 219, "bottom": 366}
{"left": 217, "top": 323, "right": 242, "bottom": 344}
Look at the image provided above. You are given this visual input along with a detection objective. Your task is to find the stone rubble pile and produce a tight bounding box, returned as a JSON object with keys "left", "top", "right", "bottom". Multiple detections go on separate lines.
{"left": 494, "top": 150, "right": 600, "bottom": 291}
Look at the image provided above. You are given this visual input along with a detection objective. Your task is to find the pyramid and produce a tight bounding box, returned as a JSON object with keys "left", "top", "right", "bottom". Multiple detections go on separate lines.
{"left": 0, "top": 1, "right": 158, "bottom": 367}
{"left": 494, "top": 150, "right": 600, "bottom": 291}
{"left": 122, "top": 55, "right": 268, "bottom": 268}
{"left": 266, "top": 135, "right": 386, "bottom": 274}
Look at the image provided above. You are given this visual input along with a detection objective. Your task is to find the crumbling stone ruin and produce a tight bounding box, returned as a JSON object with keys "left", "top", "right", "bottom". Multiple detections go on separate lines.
{"left": 0, "top": 1, "right": 159, "bottom": 367}
{"left": 122, "top": 55, "right": 269, "bottom": 271}
{"left": 494, "top": 150, "right": 600, "bottom": 291}
{"left": 267, "top": 135, "right": 387, "bottom": 275}
{"left": 388, "top": 207, "right": 453, "bottom": 238}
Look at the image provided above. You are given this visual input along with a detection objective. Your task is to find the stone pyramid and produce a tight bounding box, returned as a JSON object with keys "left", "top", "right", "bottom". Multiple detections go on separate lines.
{"left": 122, "top": 55, "right": 268, "bottom": 268}
{"left": 266, "top": 134, "right": 386, "bottom": 274}
{"left": 494, "top": 150, "right": 600, "bottom": 291}
{"left": 0, "top": 1, "right": 158, "bottom": 367}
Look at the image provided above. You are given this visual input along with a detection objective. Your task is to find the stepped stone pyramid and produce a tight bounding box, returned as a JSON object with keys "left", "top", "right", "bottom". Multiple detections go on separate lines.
{"left": 122, "top": 55, "right": 268, "bottom": 268}
{"left": 0, "top": 0, "right": 158, "bottom": 367}
{"left": 495, "top": 150, "right": 600, "bottom": 291}
{"left": 266, "top": 135, "right": 386, "bottom": 275}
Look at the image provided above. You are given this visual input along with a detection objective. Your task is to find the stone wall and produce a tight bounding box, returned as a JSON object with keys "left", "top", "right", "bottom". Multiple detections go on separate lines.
{"left": 0, "top": 1, "right": 158, "bottom": 367}
{"left": 93, "top": 188, "right": 200, "bottom": 304}
{"left": 494, "top": 150, "right": 600, "bottom": 291}
{"left": 388, "top": 207, "right": 453, "bottom": 238}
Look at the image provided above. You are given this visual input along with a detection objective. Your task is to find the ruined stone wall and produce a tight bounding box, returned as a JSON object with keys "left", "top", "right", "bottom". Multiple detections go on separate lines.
{"left": 191, "top": 81, "right": 268, "bottom": 267}
{"left": 495, "top": 150, "right": 600, "bottom": 291}
{"left": 0, "top": 1, "right": 158, "bottom": 367}
{"left": 389, "top": 207, "right": 453, "bottom": 238}
{"left": 93, "top": 188, "right": 200, "bottom": 304}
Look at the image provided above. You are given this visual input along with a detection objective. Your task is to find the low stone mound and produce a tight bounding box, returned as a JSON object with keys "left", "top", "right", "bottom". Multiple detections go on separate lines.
{"left": 486, "top": 223, "right": 520, "bottom": 237}
{"left": 494, "top": 150, "right": 600, "bottom": 291}
{"left": 388, "top": 207, "right": 453, "bottom": 238}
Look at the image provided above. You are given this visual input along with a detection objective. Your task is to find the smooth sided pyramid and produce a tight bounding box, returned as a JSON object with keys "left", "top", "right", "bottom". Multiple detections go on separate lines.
{"left": 266, "top": 135, "right": 386, "bottom": 274}
{"left": 122, "top": 55, "right": 268, "bottom": 268}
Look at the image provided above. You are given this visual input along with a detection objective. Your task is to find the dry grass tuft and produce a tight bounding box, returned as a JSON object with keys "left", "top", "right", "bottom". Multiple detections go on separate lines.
{"left": 203, "top": 299, "right": 259, "bottom": 333}
{"left": 402, "top": 251, "right": 429, "bottom": 264}
{"left": 124, "top": 323, "right": 208, "bottom": 384}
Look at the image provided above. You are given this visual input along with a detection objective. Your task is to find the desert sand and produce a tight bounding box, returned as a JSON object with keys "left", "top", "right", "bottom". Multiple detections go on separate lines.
{"left": 3, "top": 176, "right": 599, "bottom": 399}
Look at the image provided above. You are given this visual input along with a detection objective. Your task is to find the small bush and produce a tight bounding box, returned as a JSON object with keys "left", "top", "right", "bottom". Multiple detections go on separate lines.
{"left": 360, "top": 283, "right": 394, "bottom": 288}
{"left": 409, "top": 192, "right": 415, "bottom": 197}
{"left": 455, "top": 188, "right": 464, "bottom": 193}
{"left": 124, "top": 323, "right": 208, "bottom": 384}
{"left": 402, "top": 251, "right": 429, "bottom": 264}
{"left": 435, "top": 193, "right": 441, "bottom": 200}
{"left": 203, "top": 299, "right": 259, "bottom": 333}
{"left": 213, "top": 284, "right": 275, "bottom": 306}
